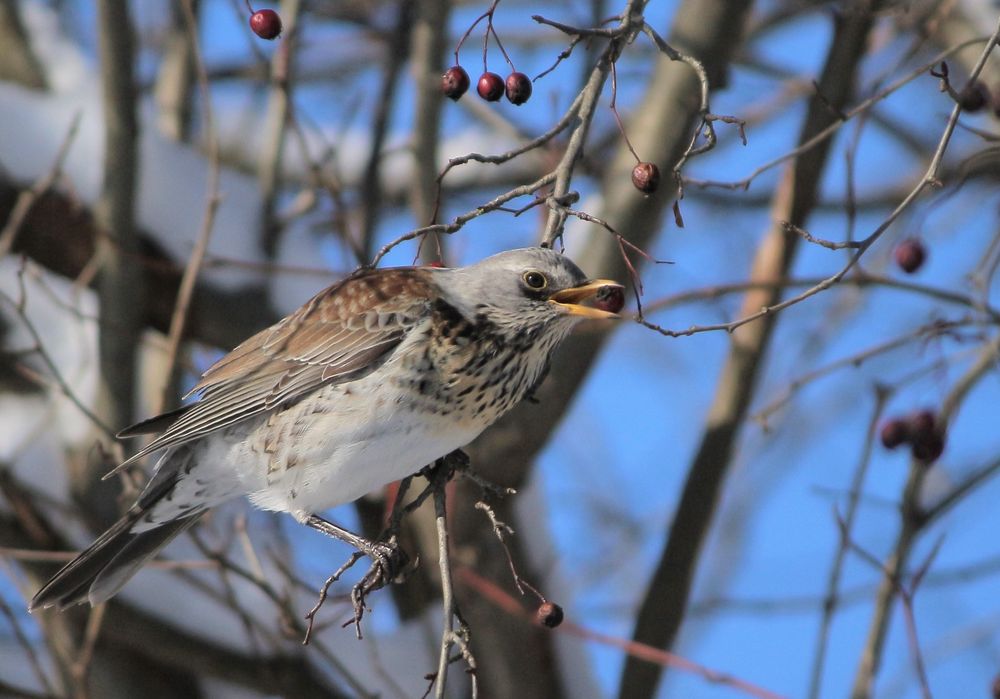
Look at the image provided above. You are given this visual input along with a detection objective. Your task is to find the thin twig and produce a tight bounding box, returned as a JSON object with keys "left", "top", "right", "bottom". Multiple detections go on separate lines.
{"left": 433, "top": 469, "right": 454, "bottom": 699}
{"left": 540, "top": 0, "right": 647, "bottom": 246}
{"left": 70, "top": 604, "right": 107, "bottom": 694}
{"left": 639, "top": 273, "right": 1000, "bottom": 321}
{"left": 0, "top": 280, "right": 116, "bottom": 439}
{"left": 683, "top": 36, "right": 991, "bottom": 192}
{"left": 806, "top": 393, "right": 886, "bottom": 699}
{"left": 753, "top": 320, "right": 973, "bottom": 425}
{"left": 457, "top": 567, "right": 786, "bottom": 699}
{"left": 0, "top": 593, "right": 56, "bottom": 696}
{"left": 639, "top": 35, "right": 998, "bottom": 343}
{"left": 371, "top": 172, "right": 557, "bottom": 265}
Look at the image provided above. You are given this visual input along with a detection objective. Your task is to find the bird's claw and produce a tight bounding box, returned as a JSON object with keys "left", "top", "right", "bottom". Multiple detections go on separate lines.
{"left": 364, "top": 538, "right": 413, "bottom": 587}
{"left": 345, "top": 538, "right": 415, "bottom": 638}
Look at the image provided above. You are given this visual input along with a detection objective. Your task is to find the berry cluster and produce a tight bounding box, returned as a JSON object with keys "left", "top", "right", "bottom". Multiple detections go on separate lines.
{"left": 442, "top": 65, "right": 533, "bottom": 106}
{"left": 880, "top": 409, "right": 946, "bottom": 463}
{"left": 441, "top": 3, "right": 533, "bottom": 107}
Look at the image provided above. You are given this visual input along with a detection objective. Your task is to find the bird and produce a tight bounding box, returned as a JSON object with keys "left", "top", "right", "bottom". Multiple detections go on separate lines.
{"left": 30, "top": 246, "right": 621, "bottom": 611}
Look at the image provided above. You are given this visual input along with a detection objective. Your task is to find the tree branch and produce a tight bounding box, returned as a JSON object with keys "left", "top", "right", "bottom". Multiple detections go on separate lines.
{"left": 619, "top": 5, "right": 877, "bottom": 698}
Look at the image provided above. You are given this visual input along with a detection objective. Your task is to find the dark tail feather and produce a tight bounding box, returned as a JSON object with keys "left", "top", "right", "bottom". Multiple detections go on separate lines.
{"left": 30, "top": 512, "right": 199, "bottom": 611}
{"left": 116, "top": 404, "right": 194, "bottom": 438}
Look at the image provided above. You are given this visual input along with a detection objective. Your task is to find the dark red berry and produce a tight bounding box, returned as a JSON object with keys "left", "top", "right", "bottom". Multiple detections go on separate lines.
{"left": 441, "top": 66, "right": 470, "bottom": 101}
{"left": 957, "top": 81, "right": 989, "bottom": 112}
{"left": 477, "top": 72, "right": 504, "bottom": 102}
{"left": 631, "top": 162, "right": 660, "bottom": 194}
{"left": 911, "top": 431, "right": 945, "bottom": 463}
{"left": 594, "top": 285, "right": 625, "bottom": 314}
{"left": 894, "top": 238, "right": 926, "bottom": 274}
{"left": 504, "top": 72, "right": 532, "bottom": 105}
{"left": 249, "top": 9, "right": 282, "bottom": 40}
{"left": 909, "top": 409, "right": 936, "bottom": 438}
{"left": 909, "top": 409, "right": 945, "bottom": 463}
{"left": 536, "top": 602, "right": 564, "bottom": 628}
{"left": 880, "top": 419, "right": 909, "bottom": 450}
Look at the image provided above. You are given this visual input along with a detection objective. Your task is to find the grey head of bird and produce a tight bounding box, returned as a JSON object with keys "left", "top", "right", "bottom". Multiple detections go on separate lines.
{"left": 430, "top": 247, "right": 622, "bottom": 335}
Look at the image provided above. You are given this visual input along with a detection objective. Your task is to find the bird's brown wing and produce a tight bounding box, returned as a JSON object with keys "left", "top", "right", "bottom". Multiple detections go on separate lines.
{"left": 115, "top": 268, "right": 434, "bottom": 469}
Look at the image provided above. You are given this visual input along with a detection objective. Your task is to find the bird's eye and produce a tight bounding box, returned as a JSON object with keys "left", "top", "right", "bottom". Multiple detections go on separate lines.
{"left": 522, "top": 271, "right": 547, "bottom": 290}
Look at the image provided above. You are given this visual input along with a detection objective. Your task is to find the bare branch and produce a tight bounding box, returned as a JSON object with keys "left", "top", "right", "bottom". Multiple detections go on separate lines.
{"left": 621, "top": 7, "right": 879, "bottom": 697}
{"left": 156, "top": 0, "right": 223, "bottom": 414}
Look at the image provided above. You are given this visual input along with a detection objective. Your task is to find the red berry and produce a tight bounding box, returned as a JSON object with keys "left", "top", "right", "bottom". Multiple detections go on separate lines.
{"left": 894, "top": 238, "right": 926, "bottom": 274}
{"left": 911, "top": 431, "right": 945, "bottom": 463}
{"left": 594, "top": 285, "right": 625, "bottom": 314}
{"left": 477, "top": 72, "right": 504, "bottom": 101}
{"left": 880, "top": 419, "right": 909, "bottom": 450}
{"left": 909, "top": 409, "right": 936, "bottom": 438}
{"left": 631, "top": 162, "right": 660, "bottom": 194}
{"left": 536, "top": 601, "right": 564, "bottom": 628}
{"left": 957, "top": 81, "right": 989, "bottom": 112}
{"left": 908, "top": 410, "right": 945, "bottom": 463}
{"left": 249, "top": 9, "right": 282, "bottom": 40}
{"left": 505, "top": 72, "right": 532, "bottom": 105}
{"left": 441, "top": 66, "right": 470, "bottom": 101}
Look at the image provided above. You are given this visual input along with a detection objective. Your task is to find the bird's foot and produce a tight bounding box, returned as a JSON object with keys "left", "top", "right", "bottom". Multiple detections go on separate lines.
{"left": 364, "top": 537, "right": 413, "bottom": 584}
{"left": 302, "top": 514, "right": 416, "bottom": 642}
{"left": 344, "top": 537, "right": 415, "bottom": 638}
{"left": 302, "top": 538, "right": 416, "bottom": 643}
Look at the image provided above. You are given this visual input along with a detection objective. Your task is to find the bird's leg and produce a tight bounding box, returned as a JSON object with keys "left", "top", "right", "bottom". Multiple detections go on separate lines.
{"left": 303, "top": 514, "right": 411, "bottom": 638}
{"left": 304, "top": 514, "right": 411, "bottom": 580}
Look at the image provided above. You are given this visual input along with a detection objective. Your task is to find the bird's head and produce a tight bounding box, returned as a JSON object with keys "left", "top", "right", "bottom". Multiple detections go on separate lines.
{"left": 433, "top": 247, "right": 623, "bottom": 334}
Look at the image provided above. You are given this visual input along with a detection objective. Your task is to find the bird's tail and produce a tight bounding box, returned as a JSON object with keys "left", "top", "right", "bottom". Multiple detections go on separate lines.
{"left": 29, "top": 508, "right": 199, "bottom": 611}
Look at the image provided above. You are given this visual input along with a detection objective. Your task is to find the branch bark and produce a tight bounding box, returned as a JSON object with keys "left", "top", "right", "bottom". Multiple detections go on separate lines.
{"left": 258, "top": 0, "right": 301, "bottom": 257}
{"left": 358, "top": 1, "right": 412, "bottom": 259}
{"left": 408, "top": 0, "right": 449, "bottom": 262}
{"left": 86, "top": 0, "right": 142, "bottom": 507}
{"left": 153, "top": 0, "right": 198, "bottom": 142}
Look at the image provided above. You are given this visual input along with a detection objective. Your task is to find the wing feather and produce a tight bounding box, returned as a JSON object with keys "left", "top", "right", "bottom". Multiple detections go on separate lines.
{"left": 116, "top": 269, "right": 434, "bottom": 469}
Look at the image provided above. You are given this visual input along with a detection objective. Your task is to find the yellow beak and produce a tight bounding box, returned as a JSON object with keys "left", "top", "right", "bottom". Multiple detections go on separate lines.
{"left": 548, "top": 279, "right": 624, "bottom": 319}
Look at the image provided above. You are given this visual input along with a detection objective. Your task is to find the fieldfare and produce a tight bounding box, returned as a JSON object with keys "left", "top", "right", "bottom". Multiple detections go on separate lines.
{"left": 31, "top": 247, "right": 621, "bottom": 610}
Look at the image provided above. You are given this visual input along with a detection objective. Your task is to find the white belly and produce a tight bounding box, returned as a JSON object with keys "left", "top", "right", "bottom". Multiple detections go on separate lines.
{"left": 225, "top": 380, "right": 483, "bottom": 518}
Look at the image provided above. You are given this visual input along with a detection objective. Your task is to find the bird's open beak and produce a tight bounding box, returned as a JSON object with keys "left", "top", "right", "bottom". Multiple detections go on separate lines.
{"left": 548, "top": 279, "right": 624, "bottom": 319}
